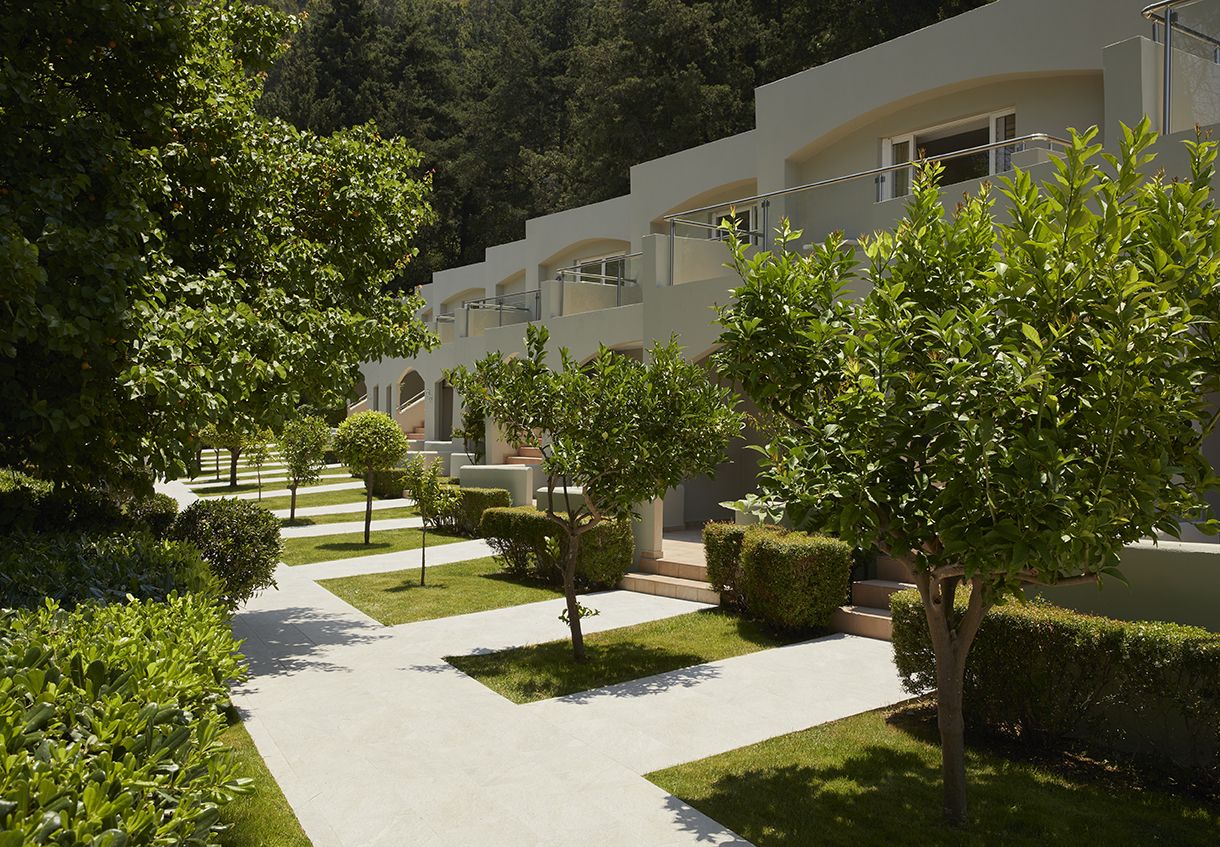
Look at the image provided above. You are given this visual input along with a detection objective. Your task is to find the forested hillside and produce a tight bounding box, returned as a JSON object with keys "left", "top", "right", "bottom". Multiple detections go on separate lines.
{"left": 260, "top": 0, "right": 988, "bottom": 286}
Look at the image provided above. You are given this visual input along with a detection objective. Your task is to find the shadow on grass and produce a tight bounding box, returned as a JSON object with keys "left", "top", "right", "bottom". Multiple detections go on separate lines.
{"left": 313, "top": 541, "right": 395, "bottom": 554}
{"left": 658, "top": 710, "right": 1220, "bottom": 847}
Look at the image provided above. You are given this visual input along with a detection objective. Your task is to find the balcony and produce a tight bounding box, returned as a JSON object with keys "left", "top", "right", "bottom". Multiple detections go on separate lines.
{"left": 461, "top": 289, "right": 541, "bottom": 338}
{"left": 550, "top": 252, "right": 644, "bottom": 316}
{"left": 1145, "top": 0, "right": 1220, "bottom": 134}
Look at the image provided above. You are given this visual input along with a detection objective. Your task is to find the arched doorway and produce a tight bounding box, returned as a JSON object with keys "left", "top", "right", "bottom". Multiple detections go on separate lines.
{"left": 395, "top": 369, "right": 426, "bottom": 436}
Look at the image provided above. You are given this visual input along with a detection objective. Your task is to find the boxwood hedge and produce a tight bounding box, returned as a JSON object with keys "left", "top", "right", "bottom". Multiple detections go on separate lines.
{"left": 740, "top": 531, "right": 853, "bottom": 630}
{"left": 480, "top": 506, "right": 632, "bottom": 588}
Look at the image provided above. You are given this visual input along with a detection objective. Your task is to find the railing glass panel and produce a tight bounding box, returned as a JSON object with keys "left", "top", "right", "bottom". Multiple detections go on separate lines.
{"left": 1146, "top": 0, "right": 1220, "bottom": 134}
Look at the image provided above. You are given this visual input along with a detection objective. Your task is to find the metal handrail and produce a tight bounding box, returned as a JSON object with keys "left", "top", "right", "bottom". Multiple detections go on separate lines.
{"left": 462, "top": 290, "right": 540, "bottom": 310}
{"left": 664, "top": 131, "right": 1069, "bottom": 284}
{"left": 397, "top": 389, "right": 425, "bottom": 413}
{"left": 1143, "top": 1, "right": 1220, "bottom": 133}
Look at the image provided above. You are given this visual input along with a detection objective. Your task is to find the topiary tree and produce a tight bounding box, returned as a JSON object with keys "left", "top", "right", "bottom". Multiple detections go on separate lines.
{"left": 333, "top": 411, "right": 409, "bottom": 544}
{"left": 400, "top": 454, "right": 460, "bottom": 586}
{"left": 449, "top": 325, "right": 742, "bottom": 661}
{"left": 714, "top": 121, "right": 1220, "bottom": 824}
{"left": 172, "top": 498, "right": 283, "bottom": 609}
{"left": 279, "top": 415, "right": 332, "bottom": 521}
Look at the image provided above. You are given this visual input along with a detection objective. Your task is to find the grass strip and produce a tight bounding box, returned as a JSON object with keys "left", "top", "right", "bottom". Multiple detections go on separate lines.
{"left": 320, "top": 556, "right": 563, "bottom": 625}
{"left": 217, "top": 719, "right": 312, "bottom": 847}
{"left": 281, "top": 526, "right": 465, "bottom": 566}
{"left": 253, "top": 487, "right": 387, "bottom": 512}
{"left": 646, "top": 704, "right": 1219, "bottom": 846}
{"left": 280, "top": 505, "right": 418, "bottom": 527}
{"left": 446, "top": 608, "right": 806, "bottom": 704}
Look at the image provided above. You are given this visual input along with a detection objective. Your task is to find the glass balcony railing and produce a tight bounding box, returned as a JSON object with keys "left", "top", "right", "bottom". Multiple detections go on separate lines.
{"left": 1145, "top": 1, "right": 1220, "bottom": 134}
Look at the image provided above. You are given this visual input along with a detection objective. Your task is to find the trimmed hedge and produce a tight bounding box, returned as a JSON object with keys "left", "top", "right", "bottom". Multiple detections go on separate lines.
{"left": 0, "top": 531, "right": 218, "bottom": 610}
{"left": 740, "top": 531, "right": 853, "bottom": 629}
{"left": 172, "top": 499, "right": 282, "bottom": 609}
{"left": 480, "top": 506, "right": 632, "bottom": 588}
{"left": 126, "top": 492, "right": 180, "bottom": 539}
{"left": 443, "top": 485, "right": 512, "bottom": 536}
{"left": 703, "top": 521, "right": 788, "bottom": 605}
{"left": 368, "top": 466, "right": 407, "bottom": 499}
{"left": 0, "top": 594, "right": 248, "bottom": 844}
{"left": 891, "top": 591, "right": 1220, "bottom": 773}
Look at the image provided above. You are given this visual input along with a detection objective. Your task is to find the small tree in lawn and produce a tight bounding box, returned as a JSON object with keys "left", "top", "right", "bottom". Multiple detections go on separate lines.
{"left": 714, "top": 121, "right": 1220, "bottom": 825}
{"left": 334, "top": 411, "right": 408, "bottom": 544}
{"left": 245, "top": 428, "right": 276, "bottom": 499}
{"left": 400, "top": 455, "right": 460, "bottom": 586}
{"left": 449, "top": 325, "right": 741, "bottom": 661}
{"left": 208, "top": 422, "right": 254, "bottom": 488}
{"left": 280, "top": 415, "right": 331, "bottom": 520}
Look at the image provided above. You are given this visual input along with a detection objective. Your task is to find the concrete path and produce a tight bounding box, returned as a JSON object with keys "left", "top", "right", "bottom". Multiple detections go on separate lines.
{"left": 280, "top": 516, "right": 425, "bottom": 539}
{"left": 232, "top": 537, "right": 911, "bottom": 846}
{"left": 200, "top": 479, "right": 365, "bottom": 501}
{"left": 270, "top": 499, "right": 412, "bottom": 520}
{"left": 189, "top": 469, "right": 350, "bottom": 491}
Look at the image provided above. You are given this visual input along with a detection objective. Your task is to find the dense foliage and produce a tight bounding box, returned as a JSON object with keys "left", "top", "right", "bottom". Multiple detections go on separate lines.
{"left": 702, "top": 521, "right": 787, "bottom": 606}
{"left": 739, "top": 531, "right": 852, "bottom": 630}
{"left": 260, "top": 0, "right": 989, "bottom": 284}
{"left": 0, "top": 0, "right": 434, "bottom": 488}
{"left": 714, "top": 122, "right": 1220, "bottom": 821}
{"left": 0, "top": 531, "right": 217, "bottom": 610}
{"left": 891, "top": 591, "right": 1220, "bottom": 780}
{"left": 480, "top": 506, "right": 633, "bottom": 587}
{"left": 172, "top": 499, "right": 283, "bottom": 608}
{"left": 125, "top": 492, "right": 181, "bottom": 539}
{"left": 442, "top": 485, "right": 513, "bottom": 536}
{"left": 0, "top": 594, "right": 247, "bottom": 844}
{"left": 450, "top": 324, "right": 740, "bottom": 660}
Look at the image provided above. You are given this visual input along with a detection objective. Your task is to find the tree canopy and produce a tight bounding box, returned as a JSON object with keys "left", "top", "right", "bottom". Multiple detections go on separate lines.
{"left": 714, "top": 122, "right": 1220, "bottom": 821}
{"left": 0, "top": 0, "right": 434, "bottom": 488}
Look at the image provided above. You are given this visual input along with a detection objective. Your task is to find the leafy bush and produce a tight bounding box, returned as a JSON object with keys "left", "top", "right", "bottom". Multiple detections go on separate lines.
{"left": 0, "top": 594, "right": 248, "bottom": 844}
{"left": 0, "top": 469, "right": 126, "bottom": 534}
{"left": 444, "top": 485, "right": 512, "bottom": 535}
{"left": 739, "top": 531, "right": 852, "bottom": 629}
{"left": 480, "top": 506, "right": 632, "bottom": 587}
{"left": 126, "top": 492, "right": 180, "bottom": 539}
{"left": 369, "top": 466, "right": 408, "bottom": 499}
{"left": 172, "top": 499, "right": 282, "bottom": 609}
{"left": 702, "top": 521, "right": 788, "bottom": 605}
{"left": 0, "top": 531, "right": 217, "bottom": 609}
{"left": 891, "top": 591, "right": 1220, "bottom": 773}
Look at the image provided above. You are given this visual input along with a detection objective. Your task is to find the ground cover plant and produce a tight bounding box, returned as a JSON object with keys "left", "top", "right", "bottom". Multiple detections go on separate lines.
{"left": 714, "top": 122, "right": 1220, "bottom": 822}
{"left": 647, "top": 705, "right": 1220, "bottom": 846}
{"left": 0, "top": 594, "right": 249, "bottom": 844}
{"left": 280, "top": 526, "right": 464, "bottom": 567}
{"left": 320, "top": 556, "right": 564, "bottom": 625}
{"left": 449, "top": 325, "right": 740, "bottom": 661}
{"left": 445, "top": 608, "right": 805, "bottom": 703}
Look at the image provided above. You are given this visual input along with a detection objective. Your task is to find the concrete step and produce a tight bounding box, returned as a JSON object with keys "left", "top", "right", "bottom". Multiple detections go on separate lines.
{"left": 851, "top": 579, "right": 914, "bottom": 609}
{"left": 876, "top": 555, "right": 914, "bottom": 582}
{"left": 518, "top": 446, "right": 544, "bottom": 459}
{"left": 506, "top": 455, "right": 543, "bottom": 466}
{"left": 407, "top": 432, "right": 425, "bottom": 441}
{"left": 618, "top": 572, "right": 719, "bottom": 605}
{"left": 830, "top": 605, "right": 893, "bottom": 640}
{"left": 637, "top": 555, "right": 709, "bottom": 583}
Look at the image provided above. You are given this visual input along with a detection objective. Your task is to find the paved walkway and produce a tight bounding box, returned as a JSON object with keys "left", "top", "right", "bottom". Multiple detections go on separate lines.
{"left": 232, "top": 545, "right": 910, "bottom": 846}
{"left": 201, "top": 479, "right": 365, "bottom": 501}
{"left": 271, "top": 498, "right": 416, "bottom": 520}
{"left": 189, "top": 469, "right": 350, "bottom": 491}
{"left": 280, "top": 516, "right": 425, "bottom": 539}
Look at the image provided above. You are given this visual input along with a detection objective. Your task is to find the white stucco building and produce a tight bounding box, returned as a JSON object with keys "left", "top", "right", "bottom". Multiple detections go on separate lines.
{"left": 358, "top": 0, "right": 1220, "bottom": 629}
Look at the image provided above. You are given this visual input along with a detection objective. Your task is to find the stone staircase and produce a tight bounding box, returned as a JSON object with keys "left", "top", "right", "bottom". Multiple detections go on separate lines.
{"left": 506, "top": 446, "right": 544, "bottom": 468}
{"left": 830, "top": 555, "right": 915, "bottom": 641}
{"left": 618, "top": 536, "right": 720, "bottom": 604}
{"left": 405, "top": 424, "right": 426, "bottom": 446}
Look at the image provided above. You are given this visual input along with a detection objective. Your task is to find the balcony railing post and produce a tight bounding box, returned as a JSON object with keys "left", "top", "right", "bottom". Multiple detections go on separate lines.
{"left": 668, "top": 218, "right": 676, "bottom": 286}
{"left": 1163, "top": 6, "right": 1174, "bottom": 133}
{"left": 760, "top": 198, "right": 770, "bottom": 248}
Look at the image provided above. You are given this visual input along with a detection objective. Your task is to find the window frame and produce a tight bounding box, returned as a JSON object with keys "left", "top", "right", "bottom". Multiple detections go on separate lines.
{"left": 879, "top": 108, "right": 1016, "bottom": 202}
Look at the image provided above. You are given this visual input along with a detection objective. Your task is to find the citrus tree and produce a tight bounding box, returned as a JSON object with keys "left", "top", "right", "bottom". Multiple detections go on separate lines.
{"left": 279, "top": 415, "right": 332, "bottom": 520}
{"left": 334, "top": 411, "right": 408, "bottom": 544}
{"left": 449, "top": 325, "right": 741, "bottom": 661}
{"left": 714, "top": 122, "right": 1220, "bottom": 824}
{"left": 400, "top": 455, "right": 460, "bottom": 586}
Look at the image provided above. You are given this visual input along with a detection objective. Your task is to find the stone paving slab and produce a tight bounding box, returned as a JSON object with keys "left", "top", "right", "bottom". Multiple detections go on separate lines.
{"left": 280, "top": 516, "right": 425, "bottom": 538}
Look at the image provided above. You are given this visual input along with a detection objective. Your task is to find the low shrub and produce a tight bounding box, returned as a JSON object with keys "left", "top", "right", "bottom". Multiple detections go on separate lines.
{"left": 890, "top": 591, "right": 1220, "bottom": 774}
{"left": 443, "top": 485, "right": 512, "bottom": 536}
{"left": 480, "top": 506, "right": 633, "bottom": 588}
{"left": 0, "top": 531, "right": 217, "bottom": 609}
{"left": 126, "top": 492, "right": 180, "bottom": 539}
{"left": 368, "top": 466, "right": 408, "bottom": 499}
{"left": 0, "top": 469, "right": 126, "bottom": 534}
{"left": 173, "top": 499, "right": 282, "bottom": 609}
{"left": 703, "top": 521, "right": 788, "bottom": 605}
{"left": 0, "top": 594, "right": 248, "bottom": 844}
{"left": 739, "top": 531, "right": 852, "bottom": 630}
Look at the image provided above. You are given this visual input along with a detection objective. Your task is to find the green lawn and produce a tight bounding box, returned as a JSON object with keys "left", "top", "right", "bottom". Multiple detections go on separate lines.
{"left": 218, "top": 718, "right": 312, "bottom": 847}
{"left": 192, "top": 475, "right": 352, "bottom": 497}
{"left": 280, "top": 504, "right": 418, "bottom": 527}
{"left": 647, "top": 705, "right": 1220, "bottom": 847}
{"left": 446, "top": 608, "right": 807, "bottom": 704}
{"left": 320, "top": 556, "right": 563, "bottom": 625}
{"left": 255, "top": 487, "right": 389, "bottom": 512}
{"left": 281, "top": 526, "right": 465, "bottom": 566}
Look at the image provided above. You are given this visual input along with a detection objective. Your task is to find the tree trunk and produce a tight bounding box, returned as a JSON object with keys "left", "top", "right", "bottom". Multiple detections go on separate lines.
{"left": 290, "top": 484, "right": 298, "bottom": 520}
{"left": 229, "top": 449, "right": 240, "bottom": 487}
{"left": 563, "top": 538, "right": 586, "bottom": 663}
{"left": 935, "top": 645, "right": 969, "bottom": 825}
{"left": 420, "top": 524, "right": 427, "bottom": 586}
{"left": 364, "top": 471, "right": 373, "bottom": 544}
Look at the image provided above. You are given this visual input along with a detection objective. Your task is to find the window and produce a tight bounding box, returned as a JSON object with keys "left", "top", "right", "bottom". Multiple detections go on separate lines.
{"left": 880, "top": 110, "right": 1016, "bottom": 201}
{"left": 710, "top": 206, "right": 757, "bottom": 242}
{"left": 573, "top": 254, "right": 627, "bottom": 285}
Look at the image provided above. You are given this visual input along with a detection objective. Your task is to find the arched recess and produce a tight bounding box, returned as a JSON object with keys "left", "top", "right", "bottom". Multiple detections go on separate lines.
{"left": 651, "top": 178, "right": 759, "bottom": 236}
{"left": 395, "top": 369, "right": 426, "bottom": 435}
{"left": 541, "top": 238, "right": 632, "bottom": 279}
